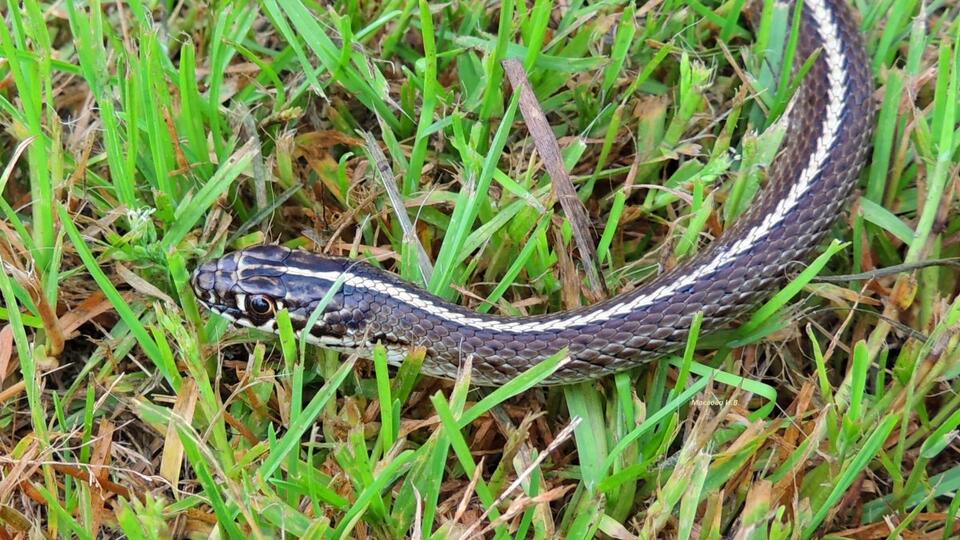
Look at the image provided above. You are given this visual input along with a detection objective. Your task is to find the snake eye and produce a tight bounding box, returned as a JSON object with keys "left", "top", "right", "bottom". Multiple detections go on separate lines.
{"left": 246, "top": 294, "right": 275, "bottom": 317}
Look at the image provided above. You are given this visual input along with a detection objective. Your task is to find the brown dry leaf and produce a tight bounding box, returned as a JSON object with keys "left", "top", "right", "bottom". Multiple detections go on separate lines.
{"left": 0, "top": 324, "right": 13, "bottom": 383}
{"left": 833, "top": 520, "right": 896, "bottom": 540}
{"left": 780, "top": 382, "right": 816, "bottom": 462}
{"left": 17, "top": 479, "right": 45, "bottom": 504}
{"left": 453, "top": 458, "right": 485, "bottom": 525}
{"left": 674, "top": 142, "right": 705, "bottom": 157}
{"left": 598, "top": 514, "right": 638, "bottom": 540}
{"left": 162, "top": 106, "right": 191, "bottom": 175}
{"left": 481, "top": 484, "right": 576, "bottom": 535}
{"left": 0, "top": 503, "right": 32, "bottom": 534}
{"left": 295, "top": 130, "right": 365, "bottom": 151}
{"left": 700, "top": 490, "right": 725, "bottom": 539}
{"left": 160, "top": 379, "right": 199, "bottom": 486}
{"left": 58, "top": 291, "right": 113, "bottom": 337}
{"left": 732, "top": 480, "right": 773, "bottom": 540}
{"left": 116, "top": 263, "right": 176, "bottom": 306}
{"left": 92, "top": 421, "right": 117, "bottom": 473}
{"left": 90, "top": 419, "right": 116, "bottom": 537}
{"left": 398, "top": 415, "right": 441, "bottom": 438}
{"left": 637, "top": 0, "right": 666, "bottom": 18}
{"left": 716, "top": 420, "right": 766, "bottom": 462}
{"left": 0, "top": 439, "right": 39, "bottom": 506}
{"left": 806, "top": 282, "right": 882, "bottom": 307}
{"left": 224, "top": 411, "right": 260, "bottom": 445}
{"left": 274, "top": 375, "right": 292, "bottom": 426}
{"left": 181, "top": 510, "right": 218, "bottom": 536}
{"left": 553, "top": 226, "right": 583, "bottom": 310}
{"left": 0, "top": 381, "right": 26, "bottom": 406}
{"left": 771, "top": 410, "right": 829, "bottom": 507}
{"left": 325, "top": 241, "right": 398, "bottom": 262}
{"left": 304, "top": 154, "right": 345, "bottom": 200}
{"left": 13, "top": 270, "right": 65, "bottom": 357}
{"left": 49, "top": 463, "right": 133, "bottom": 501}
{"left": 892, "top": 275, "right": 918, "bottom": 310}
{"left": 834, "top": 513, "right": 960, "bottom": 539}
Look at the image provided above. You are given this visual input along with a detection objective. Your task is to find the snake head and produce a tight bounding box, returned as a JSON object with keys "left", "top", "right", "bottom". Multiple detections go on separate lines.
{"left": 190, "top": 246, "right": 363, "bottom": 347}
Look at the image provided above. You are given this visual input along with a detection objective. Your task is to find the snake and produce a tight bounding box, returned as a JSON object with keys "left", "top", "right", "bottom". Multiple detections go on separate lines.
{"left": 191, "top": 0, "right": 873, "bottom": 385}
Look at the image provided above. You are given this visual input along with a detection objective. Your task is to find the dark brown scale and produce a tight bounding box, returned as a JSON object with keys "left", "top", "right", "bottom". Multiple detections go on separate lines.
{"left": 191, "top": 0, "right": 874, "bottom": 386}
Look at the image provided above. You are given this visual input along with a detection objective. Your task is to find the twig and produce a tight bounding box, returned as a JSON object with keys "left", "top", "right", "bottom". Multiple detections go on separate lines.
{"left": 361, "top": 131, "right": 434, "bottom": 285}
{"left": 502, "top": 59, "right": 607, "bottom": 301}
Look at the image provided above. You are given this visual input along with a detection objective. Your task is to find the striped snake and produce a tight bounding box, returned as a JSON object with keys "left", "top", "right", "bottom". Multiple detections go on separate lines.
{"left": 192, "top": 0, "right": 874, "bottom": 385}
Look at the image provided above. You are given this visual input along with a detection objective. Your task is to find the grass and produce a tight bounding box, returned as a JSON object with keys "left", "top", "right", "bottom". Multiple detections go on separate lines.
{"left": 1, "top": 0, "right": 959, "bottom": 537}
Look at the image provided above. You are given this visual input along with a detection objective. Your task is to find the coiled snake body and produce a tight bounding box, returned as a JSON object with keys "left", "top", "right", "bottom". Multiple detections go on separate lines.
{"left": 192, "top": 0, "right": 874, "bottom": 385}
